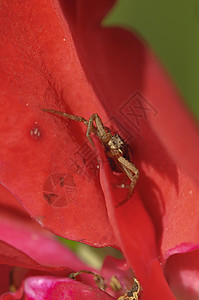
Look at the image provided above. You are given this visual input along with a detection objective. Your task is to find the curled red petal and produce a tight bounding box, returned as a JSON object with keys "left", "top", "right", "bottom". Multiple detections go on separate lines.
{"left": 100, "top": 154, "right": 176, "bottom": 299}
{"left": 143, "top": 261, "right": 176, "bottom": 300}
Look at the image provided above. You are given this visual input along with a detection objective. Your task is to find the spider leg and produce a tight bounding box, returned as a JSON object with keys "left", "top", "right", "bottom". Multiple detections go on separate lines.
{"left": 117, "top": 156, "right": 139, "bottom": 188}
{"left": 43, "top": 109, "right": 110, "bottom": 146}
{"left": 117, "top": 165, "right": 135, "bottom": 199}
{"left": 42, "top": 109, "right": 89, "bottom": 126}
{"left": 86, "top": 113, "right": 108, "bottom": 145}
{"left": 113, "top": 157, "right": 139, "bottom": 202}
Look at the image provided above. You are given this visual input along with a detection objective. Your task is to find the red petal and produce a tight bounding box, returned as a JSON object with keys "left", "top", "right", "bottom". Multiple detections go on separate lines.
{"left": 143, "top": 261, "right": 176, "bottom": 300}
{"left": 67, "top": 0, "right": 199, "bottom": 183}
{"left": 161, "top": 172, "right": 199, "bottom": 260}
{"left": 0, "top": 0, "right": 116, "bottom": 246}
{"left": 65, "top": 2, "right": 199, "bottom": 295}
{"left": 64, "top": 0, "right": 199, "bottom": 254}
{"left": 0, "top": 265, "right": 10, "bottom": 294}
{"left": 100, "top": 157, "right": 176, "bottom": 299}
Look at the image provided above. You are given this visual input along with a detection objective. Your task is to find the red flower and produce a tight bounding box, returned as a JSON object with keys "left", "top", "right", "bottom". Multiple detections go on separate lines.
{"left": 0, "top": 0, "right": 198, "bottom": 299}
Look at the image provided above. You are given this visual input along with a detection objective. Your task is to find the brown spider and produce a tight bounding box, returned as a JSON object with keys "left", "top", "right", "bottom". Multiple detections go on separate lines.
{"left": 117, "top": 278, "right": 141, "bottom": 300}
{"left": 43, "top": 109, "right": 139, "bottom": 198}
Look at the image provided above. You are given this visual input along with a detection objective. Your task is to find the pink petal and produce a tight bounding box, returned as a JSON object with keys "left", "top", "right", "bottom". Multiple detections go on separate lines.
{"left": 24, "top": 276, "right": 114, "bottom": 300}
{"left": 0, "top": 185, "right": 87, "bottom": 272}
{"left": 164, "top": 249, "right": 199, "bottom": 300}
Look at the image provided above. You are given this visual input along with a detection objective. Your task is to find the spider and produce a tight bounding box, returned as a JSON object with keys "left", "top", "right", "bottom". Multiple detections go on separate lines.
{"left": 117, "top": 278, "right": 141, "bottom": 300}
{"left": 43, "top": 109, "right": 139, "bottom": 199}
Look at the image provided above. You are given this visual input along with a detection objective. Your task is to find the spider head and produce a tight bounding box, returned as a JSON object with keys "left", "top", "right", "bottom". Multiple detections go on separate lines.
{"left": 105, "top": 134, "right": 131, "bottom": 172}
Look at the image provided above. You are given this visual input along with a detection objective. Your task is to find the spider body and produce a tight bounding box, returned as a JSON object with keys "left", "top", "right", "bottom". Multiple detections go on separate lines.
{"left": 43, "top": 109, "right": 139, "bottom": 198}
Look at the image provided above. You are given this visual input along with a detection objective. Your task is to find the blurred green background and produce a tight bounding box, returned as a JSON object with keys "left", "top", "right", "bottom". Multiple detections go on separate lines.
{"left": 105, "top": 0, "right": 199, "bottom": 120}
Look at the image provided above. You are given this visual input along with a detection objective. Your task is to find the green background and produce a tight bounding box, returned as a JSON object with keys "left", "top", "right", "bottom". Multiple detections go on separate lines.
{"left": 105, "top": 0, "right": 199, "bottom": 120}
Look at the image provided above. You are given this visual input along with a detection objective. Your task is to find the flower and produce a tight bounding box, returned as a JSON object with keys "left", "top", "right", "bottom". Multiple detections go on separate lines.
{"left": 0, "top": 0, "right": 198, "bottom": 299}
